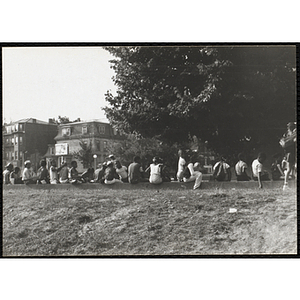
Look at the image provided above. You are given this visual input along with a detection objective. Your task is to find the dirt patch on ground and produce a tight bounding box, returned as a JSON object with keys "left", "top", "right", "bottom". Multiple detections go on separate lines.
{"left": 2, "top": 187, "right": 297, "bottom": 256}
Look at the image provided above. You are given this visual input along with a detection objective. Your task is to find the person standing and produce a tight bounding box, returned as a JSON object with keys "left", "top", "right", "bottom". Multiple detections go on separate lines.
{"left": 252, "top": 152, "right": 269, "bottom": 188}
{"left": 280, "top": 122, "right": 296, "bottom": 190}
{"left": 176, "top": 150, "right": 186, "bottom": 182}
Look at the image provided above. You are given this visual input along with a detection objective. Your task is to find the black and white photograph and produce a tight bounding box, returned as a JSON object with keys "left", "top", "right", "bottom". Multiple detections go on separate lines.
{"left": 2, "top": 44, "right": 297, "bottom": 257}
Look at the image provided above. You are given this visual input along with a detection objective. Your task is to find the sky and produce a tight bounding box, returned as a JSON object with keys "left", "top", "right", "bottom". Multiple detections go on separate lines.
{"left": 3, "top": 47, "right": 117, "bottom": 124}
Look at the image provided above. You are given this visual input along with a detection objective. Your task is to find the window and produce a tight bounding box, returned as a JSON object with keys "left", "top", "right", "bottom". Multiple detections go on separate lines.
{"left": 20, "top": 151, "right": 23, "bottom": 158}
{"left": 11, "top": 152, "right": 14, "bottom": 160}
{"left": 15, "top": 136, "right": 18, "bottom": 145}
{"left": 14, "top": 124, "right": 18, "bottom": 131}
{"left": 62, "top": 128, "right": 71, "bottom": 136}
{"left": 5, "top": 152, "right": 9, "bottom": 159}
{"left": 103, "top": 141, "right": 107, "bottom": 151}
{"left": 99, "top": 125, "right": 105, "bottom": 134}
{"left": 5, "top": 138, "right": 9, "bottom": 144}
{"left": 50, "top": 147, "right": 55, "bottom": 155}
{"left": 11, "top": 138, "right": 14, "bottom": 145}
{"left": 96, "top": 140, "right": 100, "bottom": 150}
{"left": 19, "top": 124, "right": 23, "bottom": 131}
{"left": 15, "top": 151, "right": 18, "bottom": 160}
{"left": 7, "top": 126, "right": 11, "bottom": 134}
{"left": 82, "top": 126, "right": 88, "bottom": 134}
{"left": 20, "top": 136, "right": 23, "bottom": 145}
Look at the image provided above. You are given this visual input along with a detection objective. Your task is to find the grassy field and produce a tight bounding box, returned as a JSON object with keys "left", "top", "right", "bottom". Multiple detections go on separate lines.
{"left": 2, "top": 187, "right": 297, "bottom": 256}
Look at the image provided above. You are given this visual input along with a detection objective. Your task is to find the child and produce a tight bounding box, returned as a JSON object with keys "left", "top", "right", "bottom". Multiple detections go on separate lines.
{"left": 22, "top": 160, "right": 38, "bottom": 184}
{"left": 3, "top": 163, "right": 13, "bottom": 184}
{"left": 10, "top": 167, "right": 23, "bottom": 184}
{"left": 213, "top": 156, "right": 231, "bottom": 182}
{"left": 146, "top": 156, "right": 163, "bottom": 185}
{"left": 235, "top": 153, "right": 250, "bottom": 181}
{"left": 252, "top": 152, "right": 269, "bottom": 188}
{"left": 59, "top": 161, "right": 69, "bottom": 184}
{"left": 115, "top": 160, "right": 128, "bottom": 182}
{"left": 176, "top": 150, "right": 186, "bottom": 182}
{"left": 37, "top": 160, "right": 50, "bottom": 184}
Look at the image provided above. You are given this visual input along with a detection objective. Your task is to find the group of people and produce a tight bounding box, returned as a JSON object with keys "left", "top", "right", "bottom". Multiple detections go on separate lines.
{"left": 3, "top": 122, "right": 296, "bottom": 190}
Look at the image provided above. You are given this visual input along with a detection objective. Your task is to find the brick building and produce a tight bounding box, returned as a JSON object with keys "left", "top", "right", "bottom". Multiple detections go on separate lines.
{"left": 52, "top": 120, "right": 123, "bottom": 172}
{"left": 2, "top": 118, "right": 58, "bottom": 171}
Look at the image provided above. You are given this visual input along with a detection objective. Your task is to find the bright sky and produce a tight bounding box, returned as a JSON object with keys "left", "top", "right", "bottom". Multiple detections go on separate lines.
{"left": 2, "top": 47, "right": 117, "bottom": 124}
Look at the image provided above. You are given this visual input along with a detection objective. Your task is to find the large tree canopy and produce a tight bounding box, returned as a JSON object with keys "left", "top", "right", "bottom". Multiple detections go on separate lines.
{"left": 103, "top": 46, "right": 296, "bottom": 156}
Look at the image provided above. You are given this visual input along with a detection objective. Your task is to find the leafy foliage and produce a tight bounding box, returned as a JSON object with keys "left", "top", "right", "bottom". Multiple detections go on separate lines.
{"left": 72, "top": 139, "right": 93, "bottom": 168}
{"left": 106, "top": 135, "right": 179, "bottom": 171}
{"left": 104, "top": 46, "right": 296, "bottom": 157}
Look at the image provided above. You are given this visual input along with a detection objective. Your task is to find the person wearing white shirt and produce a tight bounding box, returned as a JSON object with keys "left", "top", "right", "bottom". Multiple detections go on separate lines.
{"left": 252, "top": 152, "right": 269, "bottom": 188}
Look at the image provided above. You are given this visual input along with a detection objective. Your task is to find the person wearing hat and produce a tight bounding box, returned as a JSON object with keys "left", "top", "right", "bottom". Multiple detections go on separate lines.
{"left": 22, "top": 160, "right": 38, "bottom": 184}
{"left": 3, "top": 163, "right": 14, "bottom": 184}
{"left": 282, "top": 122, "right": 297, "bottom": 190}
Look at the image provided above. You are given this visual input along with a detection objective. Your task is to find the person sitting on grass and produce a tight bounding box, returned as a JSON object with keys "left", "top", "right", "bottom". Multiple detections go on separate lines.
{"left": 49, "top": 159, "right": 65, "bottom": 184}
{"left": 59, "top": 161, "right": 69, "bottom": 184}
{"left": 37, "top": 160, "right": 50, "bottom": 184}
{"left": 104, "top": 161, "right": 123, "bottom": 184}
{"left": 159, "top": 158, "right": 171, "bottom": 182}
{"left": 81, "top": 168, "right": 95, "bottom": 183}
{"left": 182, "top": 153, "right": 203, "bottom": 189}
{"left": 145, "top": 156, "right": 163, "bottom": 185}
{"left": 213, "top": 156, "right": 231, "bottom": 182}
{"left": 68, "top": 161, "right": 84, "bottom": 184}
{"left": 92, "top": 163, "right": 107, "bottom": 183}
{"left": 176, "top": 149, "right": 186, "bottom": 182}
{"left": 22, "top": 160, "right": 38, "bottom": 184}
{"left": 252, "top": 152, "right": 270, "bottom": 188}
{"left": 128, "top": 156, "right": 147, "bottom": 184}
{"left": 115, "top": 160, "right": 128, "bottom": 182}
{"left": 3, "top": 163, "right": 14, "bottom": 184}
{"left": 235, "top": 153, "right": 250, "bottom": 181}
{"left": 10, "top": 167, "right": 23, "bottom": 184}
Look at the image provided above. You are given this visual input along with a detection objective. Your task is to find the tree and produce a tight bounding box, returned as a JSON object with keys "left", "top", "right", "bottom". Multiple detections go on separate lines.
{"left": 103, "top": 46, "right": 296, "bottom": 157}
{"left": 72, "top": 139, "right": 93, "bottom": 168}
{"left": 106, "top": 135, "right": 179, "bottom": 171}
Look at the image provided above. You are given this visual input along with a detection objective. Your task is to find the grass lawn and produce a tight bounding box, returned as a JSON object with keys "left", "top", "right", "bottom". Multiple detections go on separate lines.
{"left": 2, "top": 187, "right": 297, "bottom": 256}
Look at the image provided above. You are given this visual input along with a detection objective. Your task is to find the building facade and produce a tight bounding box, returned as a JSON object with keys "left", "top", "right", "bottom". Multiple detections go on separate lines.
{"left": 2, "top": 118, "right": 58, "bottom": 171}
{"left": 52, "top": 120, "right": 122, "bottom": 172}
